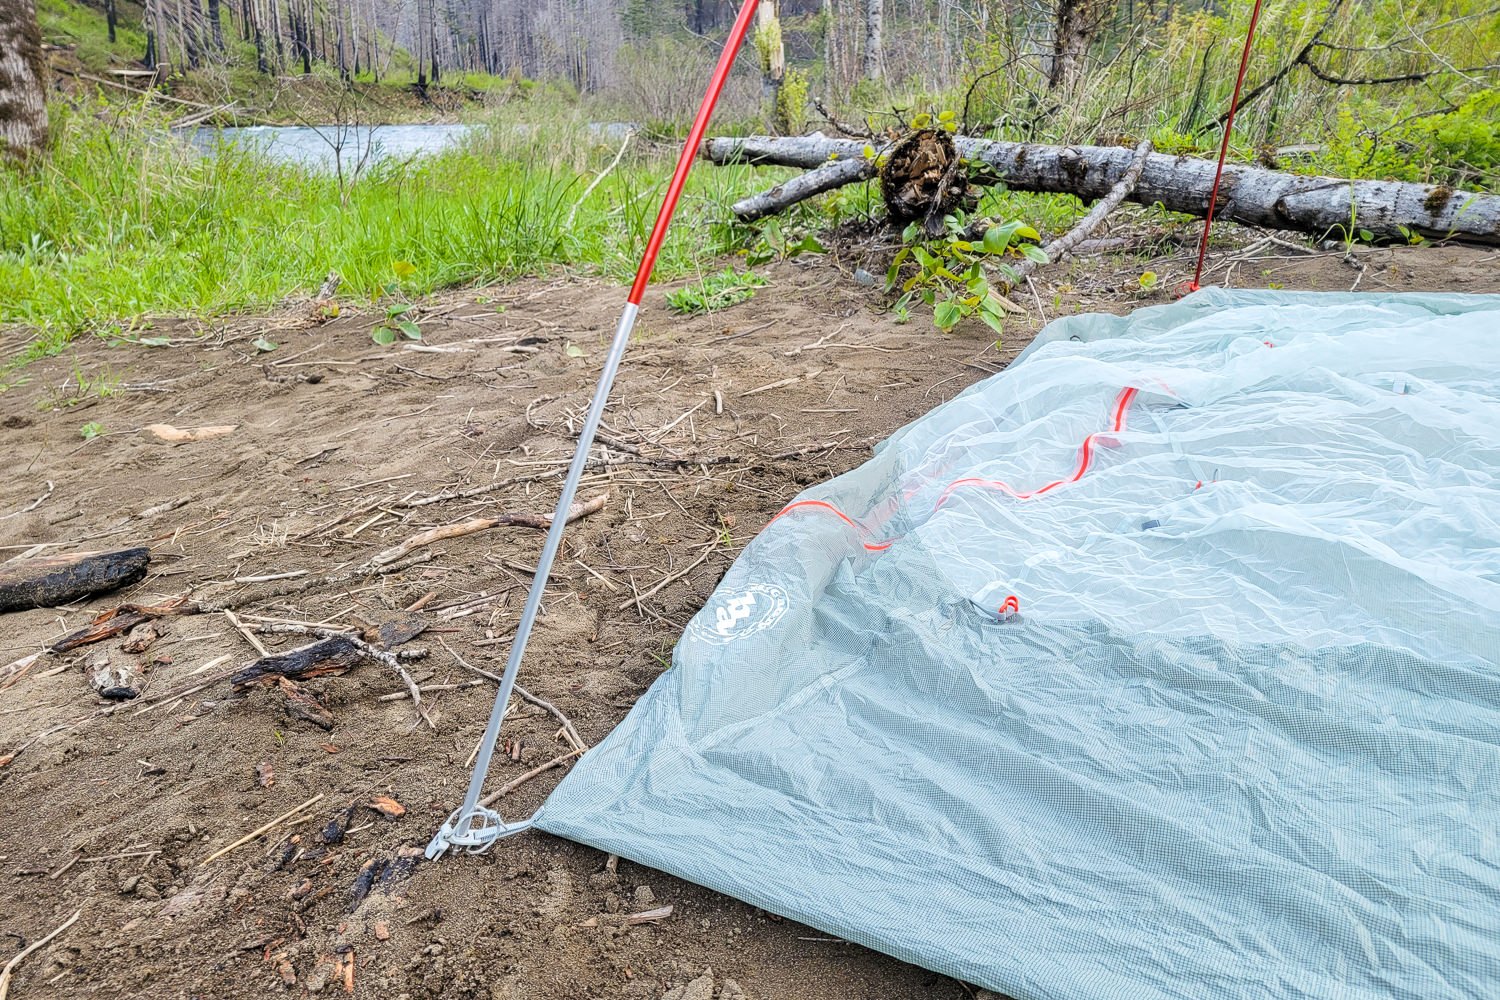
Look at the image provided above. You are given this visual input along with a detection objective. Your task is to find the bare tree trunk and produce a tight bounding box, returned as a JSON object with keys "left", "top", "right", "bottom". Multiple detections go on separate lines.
{"left": 821, "top": 0, "right": 838, "bottom": 96}
{"left": 755, "top": 1, "right": 783, "bottom": 101}
{"left": 207, "top": 0, "right": 225, "bottom": 52}
{"left": 106, "top": 0, "right": 118, "bottom": 43}
{"left": 862, "top": 0, "right": 882, "bottom": 80}
{"left": 0, "top": 0, "right": 50, "bottom": 161}
{"left": 1048, "top": 0, "right": 1097, "bottom": 90}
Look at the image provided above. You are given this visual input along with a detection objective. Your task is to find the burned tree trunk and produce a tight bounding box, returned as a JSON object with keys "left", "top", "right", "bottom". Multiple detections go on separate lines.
{"left": 1048, "top": 0, "right": 1100, "bottom": 91}
{"left": 0, "top": 548, "right": 151, "bottom": 613}
{"left": 702, "top": 134, "right": 1500, "bottom": 246}
{"left": 0, "top": 0, "right": 49, "bottom": 161}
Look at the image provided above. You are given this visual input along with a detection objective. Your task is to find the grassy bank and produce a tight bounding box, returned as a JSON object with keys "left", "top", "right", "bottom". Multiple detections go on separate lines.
{"left": 0, "top": 103, "right": 792, "bottom": 365}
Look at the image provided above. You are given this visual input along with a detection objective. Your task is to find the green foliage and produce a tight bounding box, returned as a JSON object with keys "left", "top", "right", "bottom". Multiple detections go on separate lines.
{"left": 885, "top": 214, "right": 1043, "bottom": 336}
{"left": 918, "top": 0, "right": 1498, "bottom": 192}
{"left": 371, "top": 296, "right": 422, "bottom": 346}
{"left": 665, "top": 268, "right": 768, "bottom": 315}
{"left": 744, "top": 218, "right": 825, "bottom": 265}
{"left": 1314, "top": 89, "right": 1500, "bottom": 189}
{"left": 776, "top": 67, "right": 809, "bottom": 135}
{"left": 79, "top": 421, "right": 105, "bottom": 439}
{"left": 36, "top": 0, "right": 147, "bottom": 72}
{"left": 0, "top": 102, "right": 782, "bottom": 362}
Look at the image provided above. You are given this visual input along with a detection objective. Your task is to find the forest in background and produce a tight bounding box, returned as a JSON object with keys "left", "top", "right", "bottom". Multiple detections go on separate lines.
{"left": 3, "top": 0, "right": 1497, "bottom": 362}
{"left": 32, "top": 0, "right": 1500, "bottom": 187}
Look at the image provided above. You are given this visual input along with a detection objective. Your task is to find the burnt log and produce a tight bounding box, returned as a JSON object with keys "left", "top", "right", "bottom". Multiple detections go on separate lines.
{"left": 703, "top": 134, "right": 1500, "bottom": 245}
{"left": 0, "top": 548, "right": 150, "bottom": 613}
{"left": 47, "top": 594, "right": 198, "bottom": 653}
{"left": 232, "top": 635, "right": 365, "bottom": 687}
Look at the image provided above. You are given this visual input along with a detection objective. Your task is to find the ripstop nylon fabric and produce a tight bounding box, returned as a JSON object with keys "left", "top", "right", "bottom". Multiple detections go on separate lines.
{"left": 536, "top": 289, "right": 1500, "bottom": 999}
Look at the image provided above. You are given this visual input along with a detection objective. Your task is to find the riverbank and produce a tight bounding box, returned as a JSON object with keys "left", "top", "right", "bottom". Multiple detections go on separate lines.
{"left": 0, "top": 105, "right": 789, "bottom": 367}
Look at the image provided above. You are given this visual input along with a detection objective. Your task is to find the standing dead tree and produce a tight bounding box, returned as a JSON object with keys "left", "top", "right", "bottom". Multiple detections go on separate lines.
{"left": 1048, "top": 0, "right": 1101, "bottom": 91}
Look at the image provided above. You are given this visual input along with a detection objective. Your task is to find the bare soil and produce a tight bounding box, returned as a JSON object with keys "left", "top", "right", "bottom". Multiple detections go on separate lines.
{"left": 2, "top": 242, "right": 1497, "bottom": 1000}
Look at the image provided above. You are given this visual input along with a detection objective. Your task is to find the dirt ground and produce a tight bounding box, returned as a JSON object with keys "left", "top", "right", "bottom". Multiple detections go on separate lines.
{"left": 2, "top": 240, "right": 1497, "bottom": 1000}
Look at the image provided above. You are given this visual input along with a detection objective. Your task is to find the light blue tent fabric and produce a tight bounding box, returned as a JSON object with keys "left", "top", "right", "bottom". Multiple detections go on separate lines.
{"left": 536, "top": 290, "right": 1500, "bottom": 1000}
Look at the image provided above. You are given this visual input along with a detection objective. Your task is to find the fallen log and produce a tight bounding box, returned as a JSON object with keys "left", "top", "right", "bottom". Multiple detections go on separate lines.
{"left": 0, "top": 547, "right": 150, "bottom": 612}
{"left": 703, "top": 134, "right": 1500, "bottom": 245}
{"left": 733, "top": 157, "right": 873, "bottom": 222}
{"left": 1003, "top": 138, "right": 1154, "bottom": 289}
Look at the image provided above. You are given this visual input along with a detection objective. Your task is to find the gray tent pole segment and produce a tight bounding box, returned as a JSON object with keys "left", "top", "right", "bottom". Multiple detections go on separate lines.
{"left": 426, "top": 303, "right": 640, "bottom": 859}
{"left": 425, "top": 0, "right": 762, "bottom": 860}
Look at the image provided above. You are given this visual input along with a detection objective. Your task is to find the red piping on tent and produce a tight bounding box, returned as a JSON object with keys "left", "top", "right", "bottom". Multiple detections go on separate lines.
{"left": 767, "top": 387, "right": 1141, "bottom": 551}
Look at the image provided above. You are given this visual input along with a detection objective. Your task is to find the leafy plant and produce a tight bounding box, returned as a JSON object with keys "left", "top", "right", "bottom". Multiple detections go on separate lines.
{"left": 666, "top": 268, "right": 768, "bottom": 315}
{"left": 371, "top": 303, "right": 422, "bottom": 346}
{"left": 885, "top": 214, "right": 1044, "bottom": 335}
{"left": 745, "top": 218, "right": 826, "bottom": 265}
{"left": 79, "top": 421, "right": 104, "bottom": 440}
{"left": 776, "top": 67, "right": 810, "bottom": 134}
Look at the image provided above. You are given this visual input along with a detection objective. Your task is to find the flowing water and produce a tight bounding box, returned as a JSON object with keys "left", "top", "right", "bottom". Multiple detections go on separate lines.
{"left": 187, "top": 122, "right": 634, "bottom": 171}
{"left": 186, "top": 123, "right": 477, "bottom": 171}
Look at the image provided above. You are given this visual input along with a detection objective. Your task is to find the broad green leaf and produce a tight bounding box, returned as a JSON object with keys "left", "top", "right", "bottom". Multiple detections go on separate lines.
{"left": 398, "top": 320, "right": 422, "bottom": 340}
{"left": 371, "top": 326, "right": 398, "bottom": 346}
{"left": 251, "top": 335, "right": 279, "bottom": 353}
{"left": 387, "top": 303, "right": 414, "bottom": 316}
{"left": 979, "top": 310, "right": 1006, "bottom": 336}
{"left": 392, "top": 260, "right": 417, "bottom": 279}
{"left": 565, "top": 343, "right": 586, "bottom": 358}
{"left": 1014, "top": 224, "right": 1041, "bottom": 241}
{"left": 933, "top": 299, "right": 963, "bottom": 330}
{"left": 982, "top": 228, "right": 1012, "bottom": 254}
{"left": 1020, "top": 244, "right": 1051, "bottom": 263}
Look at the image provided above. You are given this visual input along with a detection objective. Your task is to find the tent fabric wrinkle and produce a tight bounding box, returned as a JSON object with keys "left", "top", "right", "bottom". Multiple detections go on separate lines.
{"left": 536, "top": 289, "right": 1500, "bottom": 999}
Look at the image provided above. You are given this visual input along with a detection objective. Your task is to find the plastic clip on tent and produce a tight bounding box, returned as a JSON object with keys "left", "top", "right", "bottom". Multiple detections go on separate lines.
{"left": 425, "top": 0, "right": 763, "bottom": 861}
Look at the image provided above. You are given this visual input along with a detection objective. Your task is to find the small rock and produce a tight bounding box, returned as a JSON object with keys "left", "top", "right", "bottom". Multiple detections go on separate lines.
{"left": 136, "top": 881, "right": 162, "bottom": 901}
{"left": 275, "top": 959, "right": 296, "bottom": 987}
{"left": 666, "top": 969, "right": 714, "bottom": 1000}
{"left": 120, "top": 874, "right": 142, "bottom": 895}
{"left": 632, "top": 885, "right": 656, "bottom": 907}
{"left": 374, "top": 921, "right": 391, "bottom": 941}
{"left": 720, "top": 979, "right": 747, "bottom": 1000}
{"left": 304, "top": 962, "right": 332, "bottom": 993}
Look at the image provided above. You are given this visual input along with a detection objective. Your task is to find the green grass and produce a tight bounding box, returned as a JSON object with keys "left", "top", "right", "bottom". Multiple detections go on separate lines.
{"left": 36, "top": 0, "right": 148, "bottom": 72}
{"left": 0, "top": 102, "right": 790, "bottom": 366}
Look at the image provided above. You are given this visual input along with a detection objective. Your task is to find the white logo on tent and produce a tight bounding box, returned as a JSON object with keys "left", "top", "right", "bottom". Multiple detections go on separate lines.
{"left": 688, "top": 583, "right": 790, "bottom": 644}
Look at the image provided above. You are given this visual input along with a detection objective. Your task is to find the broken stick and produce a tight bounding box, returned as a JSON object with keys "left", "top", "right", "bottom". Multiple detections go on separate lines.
{"left": 0, "top": 909, "right": 81, "bottom": 1000}
{"left": 201, "top": 793, "right": 326, "bottom": 865}
{"left": 1001, "top": 137, "right": 1154, "bottom": 289}
{"left": 367, "top": 493, "right": 608, "bottom": 568}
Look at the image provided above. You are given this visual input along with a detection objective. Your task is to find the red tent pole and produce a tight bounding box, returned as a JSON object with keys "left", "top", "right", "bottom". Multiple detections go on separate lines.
{"left": 428, "top": 0, "right": 762, "bottom": 859}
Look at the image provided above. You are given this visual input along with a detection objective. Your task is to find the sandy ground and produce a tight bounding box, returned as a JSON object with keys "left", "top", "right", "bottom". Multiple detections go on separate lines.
{"left": 2, "top": 241, "right": 1497, "bottom": 1000}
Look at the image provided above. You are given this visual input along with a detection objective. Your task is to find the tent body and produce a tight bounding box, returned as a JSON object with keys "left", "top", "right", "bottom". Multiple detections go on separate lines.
{"left": 537, "top": 289, "right": 1500, "bottom": 999}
